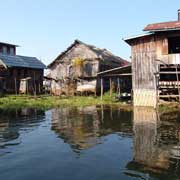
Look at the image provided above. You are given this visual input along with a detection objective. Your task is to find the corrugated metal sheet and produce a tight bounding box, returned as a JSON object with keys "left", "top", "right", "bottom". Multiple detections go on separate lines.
{"left": 144, "top": 21, "right": 180, "bottom": 32}
{"left": 0, "top": 54, "right": 46, "bottom": 69}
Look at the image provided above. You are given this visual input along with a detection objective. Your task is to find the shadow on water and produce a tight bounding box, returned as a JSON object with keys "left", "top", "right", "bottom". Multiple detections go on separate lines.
{"left": 51, "top": 105, "right": 133, "bottom": 153}
{"left": 0, "top": 108, "right": 45, "bottom": 155}
{"left": 125, "top": 107, "right": 180, "bottom": 180}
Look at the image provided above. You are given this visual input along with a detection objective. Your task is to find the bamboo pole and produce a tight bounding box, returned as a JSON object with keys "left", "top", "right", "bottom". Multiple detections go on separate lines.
{"left": 101, "top": 78, "right": 103, "bottom": 100}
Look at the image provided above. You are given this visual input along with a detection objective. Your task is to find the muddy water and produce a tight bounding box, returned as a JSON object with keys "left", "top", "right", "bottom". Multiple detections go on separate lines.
{"left": 0, "top": 106, "right": 180, "bottom": 180}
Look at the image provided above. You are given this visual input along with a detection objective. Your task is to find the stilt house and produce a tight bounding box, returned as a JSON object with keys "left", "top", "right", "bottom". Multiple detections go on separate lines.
{"left": 0, "top": 42, "right": 46, "bottom": 94}
{"left": 48, "top": 40, "right": 129, "bottom": 95}
{"left": 124, "top": 9, "right": 180, "bottom": 107}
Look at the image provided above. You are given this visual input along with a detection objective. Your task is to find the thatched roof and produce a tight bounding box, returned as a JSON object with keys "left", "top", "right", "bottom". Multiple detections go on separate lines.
{"left": 48, "top": 40, "right": 129, "bottom": 68}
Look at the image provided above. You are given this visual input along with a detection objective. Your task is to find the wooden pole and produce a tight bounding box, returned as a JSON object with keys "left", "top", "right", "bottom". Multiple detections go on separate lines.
{"left": 14, "top": 78, "right": 17, "bottom": 95}
{"left": 33, "top": 72, "right": 36, "bottom": 97}
{"left": 101, "top": 78, "right": 103, "bottom": 100}
{"left": 176, "top": 65, "right": 180, "bottom": 102}
{"left": 110, "top": 78, "right": 112, "bottom": 97}
{"left": 26, "top": 80, "right": 28, "bottom": 95}
{"left": 118, "top": 77, "right": 120, "bottom": 96}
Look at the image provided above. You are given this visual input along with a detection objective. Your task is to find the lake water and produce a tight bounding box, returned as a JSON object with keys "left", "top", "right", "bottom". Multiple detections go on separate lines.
{"left": 0, "top": 106, "right": 180, "bottom": 180}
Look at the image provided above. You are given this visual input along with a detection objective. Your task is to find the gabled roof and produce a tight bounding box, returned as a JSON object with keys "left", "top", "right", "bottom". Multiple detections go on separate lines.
{"left": 0, "top": 42, "right": 19, "bottom": 47}
{"left": 123, "top": 32, "right": 154, "bottom": 43}
{"left": 48, "top": 40, "right": 129, "bottom": 67}
{"left": 144, "top": 21, "right": 180, "bottom": 32}
{"left": 0, "top": 54, "right": 46, "bottom": 69}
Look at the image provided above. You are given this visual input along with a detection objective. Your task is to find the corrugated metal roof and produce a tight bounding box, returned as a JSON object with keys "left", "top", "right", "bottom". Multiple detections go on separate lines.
{"left": 123, "top": 32, "right": 154, "bottom": 42}
{"left": 144, "top": 21, "right": 180, "bottom": 32}
{"left": 0, "top": 54, "right": 46, "bottom": 69}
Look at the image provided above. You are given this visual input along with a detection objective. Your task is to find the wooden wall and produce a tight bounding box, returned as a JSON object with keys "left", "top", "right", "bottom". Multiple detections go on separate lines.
{"left": 131, "top": 35, "right": 158, "bottom": 107}
{"left": 0, "top": 67, "right": 44, "bottom": 94}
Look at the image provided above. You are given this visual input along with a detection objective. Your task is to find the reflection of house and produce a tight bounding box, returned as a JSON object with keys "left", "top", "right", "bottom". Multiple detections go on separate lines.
{"left": 126, "top": 107, "right": 180, "bottom": 179}
{"left": 0, "top": 42, "right": 46, "bottom": 94}
{"left": 124, "top": 10, "right": 180, "bottom": 107}
{"left": 51, "top": 106, "right": 133, "bottom": 152}
{"left": 51, "top": 107, "right": 100, "bottom": 151}
{"left": 48, "top": 40, "right": 129, "bottom": 95}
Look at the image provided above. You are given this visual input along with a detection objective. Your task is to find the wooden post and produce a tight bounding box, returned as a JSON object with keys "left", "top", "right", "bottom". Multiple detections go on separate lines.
{"left": 101, "top": 78, "right": 103, "bottom": 100}
{"left": 110, "top": 78, "right": 112, "bottom": 97}
{"left": 118, "top": 77, "right": 120, "bottom": 96}
{"left": 33, "top": 72, "right": 36, "bottom": 97}
{"left": 26, "top": 80, "right": 29, "bottom": 95}
{"left": 176, "top": 65, "right": 180, "bottom": 102}
{"left": 14, "top": 78, "right": 17, "bottom": 95}
{"left": 38, "top": 82, "right": 41, "bottom": 94}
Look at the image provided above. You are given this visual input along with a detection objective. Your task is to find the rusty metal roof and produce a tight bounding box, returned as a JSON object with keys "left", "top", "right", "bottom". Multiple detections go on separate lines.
{"left": 144, "top": 21, "right": 180, "bottom": 32}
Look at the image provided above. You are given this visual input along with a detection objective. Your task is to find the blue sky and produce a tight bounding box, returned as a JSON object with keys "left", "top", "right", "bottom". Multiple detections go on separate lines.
{"left": 0, "top": 0, "right": 179, "bottom": 65}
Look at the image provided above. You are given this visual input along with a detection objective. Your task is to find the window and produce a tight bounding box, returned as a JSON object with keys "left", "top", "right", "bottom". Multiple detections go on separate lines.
{"left": 168, "top": 37, "right": 180, "bottom": 54}
{"left": 10, "top": 47, "right": 14, "bottom": 55}
{"left": 2, "top": 46, "right": 7, "bottom": 54}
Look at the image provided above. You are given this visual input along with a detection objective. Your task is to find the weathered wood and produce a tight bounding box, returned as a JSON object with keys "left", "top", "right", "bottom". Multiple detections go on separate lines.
{"left": 176, "top": 65, "right": 180, "bottom": 101}
{"left": 14, "top": 78, "right": 17, "bottom": 95}
{"left": 110, "top": 78, "right": 112, "bottom": 97}
{"left": 101, "top": 78, "right": 103, "bottom": 100}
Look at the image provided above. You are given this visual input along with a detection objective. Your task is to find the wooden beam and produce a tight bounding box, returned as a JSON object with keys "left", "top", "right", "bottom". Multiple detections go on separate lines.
{"left": 157, "top": 72, "right": 180, "bottom": 74}
{"left": 99, "top": 73, "right": 132, "bottom": 77}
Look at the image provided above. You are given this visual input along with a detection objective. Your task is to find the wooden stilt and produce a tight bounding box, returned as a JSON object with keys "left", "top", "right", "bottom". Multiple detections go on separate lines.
{"left": 33, "top": 72, "right": 36, "bottom": 97}
{"left": 101, "top": 78, "right": 103, "bottom": 100}
{"left": 14, "top": 78, "right": 17, "bottom": 95}
{"left": 110, "top": 78, "right": 112, "bottom": 97}
{"left": 176, "top": 65, "right": 180, "bottom": 102}
{"left": 118, "top": 77, "right": 120, "bottom": 96}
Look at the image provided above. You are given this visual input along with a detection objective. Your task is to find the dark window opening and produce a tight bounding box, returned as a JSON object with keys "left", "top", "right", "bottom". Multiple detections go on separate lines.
{"left": 168, "top": 37, "right": 180, "bottom": 54}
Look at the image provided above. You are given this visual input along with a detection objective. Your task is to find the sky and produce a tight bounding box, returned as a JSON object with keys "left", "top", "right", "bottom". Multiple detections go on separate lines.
{"left": 0, "top": 0, "right": 179, "bottom": 65}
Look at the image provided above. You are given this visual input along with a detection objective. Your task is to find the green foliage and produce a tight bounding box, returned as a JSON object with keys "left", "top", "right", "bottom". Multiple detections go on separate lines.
{"left": 72, "top": 57, "right": 84, "bottom": 67}
{"left": 0, "top": 94, "right": 128, "bottom": 111}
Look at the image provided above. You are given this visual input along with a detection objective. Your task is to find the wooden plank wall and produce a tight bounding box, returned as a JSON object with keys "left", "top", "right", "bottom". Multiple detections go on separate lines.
{"left": 131, "top": 36, "right": 158, "bottom": 107}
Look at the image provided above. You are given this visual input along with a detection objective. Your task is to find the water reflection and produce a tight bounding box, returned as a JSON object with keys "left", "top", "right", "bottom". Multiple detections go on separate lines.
{"left": 0, "top": 108, "right": 45, "bottom": 154}
{"left": 51, "top": 106, "right": 133, "bottom": 152}
{"left": 126, "top": 107, "right": 180, "bottom": 180}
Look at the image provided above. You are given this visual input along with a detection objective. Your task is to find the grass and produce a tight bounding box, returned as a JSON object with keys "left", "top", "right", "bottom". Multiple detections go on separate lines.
{"left": 0, "top": 92, "right": 130, "bottom": 110}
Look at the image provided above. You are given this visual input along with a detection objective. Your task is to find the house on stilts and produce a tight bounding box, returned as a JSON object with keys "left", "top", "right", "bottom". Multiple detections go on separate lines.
{"left": 0, "top": 42, "right": 46, "bottom": 94}
{"left": 47, "top": 40, "right": 129, "bottom": 95}
{"left": 124, "top": 9, "right": 180, "bottom": 108}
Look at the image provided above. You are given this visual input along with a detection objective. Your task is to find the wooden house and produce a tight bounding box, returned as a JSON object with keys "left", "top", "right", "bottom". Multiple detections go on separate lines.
{"left": 48, "top": 40, "right": 129, "bottom": 95}
{"left": 0, "top": 42, "right": 46, "bottom": 94}
{"left": 124, "top": 9, "right": 180, "bottom": 107}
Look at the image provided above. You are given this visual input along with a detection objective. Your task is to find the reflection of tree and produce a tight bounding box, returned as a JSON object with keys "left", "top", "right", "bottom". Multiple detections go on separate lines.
{"left": 51, "top": 106, "right": 133, "bottom": 152}
{"left": 126, "top": 107, "right": 180, "bottom": 179}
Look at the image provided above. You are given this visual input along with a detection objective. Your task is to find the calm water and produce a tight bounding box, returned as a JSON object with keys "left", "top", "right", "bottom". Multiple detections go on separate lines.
{"left": 0, "top": 106, "right": 180, "bottom": 180}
